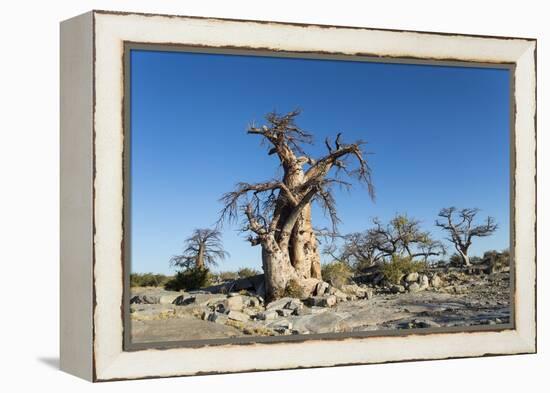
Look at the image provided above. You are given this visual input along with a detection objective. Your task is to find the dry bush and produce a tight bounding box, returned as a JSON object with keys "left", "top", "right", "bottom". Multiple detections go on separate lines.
{"left": 283, "top": 279, "right": 304, "bottom": 298}
{"left": 321, "top": 261, "right": 353, "bottom": 289}
{"left": 381, "top": 255, "right": 427, "bottom": 284}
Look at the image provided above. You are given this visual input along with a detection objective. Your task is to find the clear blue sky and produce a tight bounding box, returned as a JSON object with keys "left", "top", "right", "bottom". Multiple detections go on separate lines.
{"left": 130, "top": 49, "right": 510, "bottom": 275}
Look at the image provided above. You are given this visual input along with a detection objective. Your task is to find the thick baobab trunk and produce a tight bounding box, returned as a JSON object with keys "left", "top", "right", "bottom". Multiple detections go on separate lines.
{"left": 262, "top": 205, "right": 321, "bottom": 300}
{"left": 290, "top": 205, "right": 321, "bottom": 279}
{"left": 279, "top": 163, "right": 322, "bottom": 281}
{"left": 261, "top": 235, "right": 298, "bottom": 301}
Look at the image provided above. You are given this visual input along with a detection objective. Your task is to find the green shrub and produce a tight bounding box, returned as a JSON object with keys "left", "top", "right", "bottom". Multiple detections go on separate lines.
{"left": 237, "top": 267, "right": 261, "bottom": 279}
{"left": 321, "top": 261, "right": 353, "bottom": 288}
{"left": 380, "top": 255, "right": 427, "bottom": 284}
{"left": 164, "top": 267, "right": 212, "bottom": 291}
{"left": 130, "top": 273, "right": 171, "bottom": 287}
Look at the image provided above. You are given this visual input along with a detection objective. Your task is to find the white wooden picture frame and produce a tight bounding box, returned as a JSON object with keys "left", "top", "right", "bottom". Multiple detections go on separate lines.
{"left": 60, "top": 10, "right": 536, "bottom": 381}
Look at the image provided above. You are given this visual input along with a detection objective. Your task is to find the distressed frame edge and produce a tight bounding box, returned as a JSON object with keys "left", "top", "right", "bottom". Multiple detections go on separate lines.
{"left": 91, "top": 8, "right": 537, "bottom": 42}
{"left": 90, "top": 11, "right": 537, "bottom": 381}
{"left": 59, "top": 11, "right": 95, "bottom": 381}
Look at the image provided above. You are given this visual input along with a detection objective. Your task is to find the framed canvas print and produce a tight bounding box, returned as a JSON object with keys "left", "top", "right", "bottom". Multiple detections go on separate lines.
{"left": 60, "top": 10, "right": 537, "bottom": 381}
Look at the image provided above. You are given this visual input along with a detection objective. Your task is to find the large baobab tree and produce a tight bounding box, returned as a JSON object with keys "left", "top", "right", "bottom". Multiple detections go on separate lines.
{"left": 170, "top": 228, "right": 229, "bottom": 270}
{"left": 219, "top": 110, "right": 374, "bottom": 300}
{"left": 436, "top": 207, "right": 497, "bottom": 267}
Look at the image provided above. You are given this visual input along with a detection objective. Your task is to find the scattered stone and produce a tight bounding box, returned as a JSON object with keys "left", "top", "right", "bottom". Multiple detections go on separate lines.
{"left": 451, "top": 285, "right": 468, "bottom": 294}
{"left": 391, "top": 284, "right": 406, "bottom": 294}
{"left": 292, "top": 312, "right": 348, "bottom": 334}
{"left": 286, "top": 298, "right": 304, "bottom": 311}
{"left": 297, "top": 278, "right": 322, "bottom": 298}
{"left": 341, "top": 284, "right": 360, "bottom": 295}
{"left": 173, "top": 293, "right": 227, "bottom": 307}
{"left": 341, "top": 284, "right": 374, "bottom": 299}
{"left": 172, "top": 295, "right": 196, "bottom": 306}
{"left": 419, "top": 274, "right": 430, "bottom": 289}
{"left": 430, "top": 274, "right": 442, "bottom": 288}
{"left": 187, "top": 290, "right": 211, "bottom": 295}
{"left": 295, "top": 306, "right": 329, "bottom": 316}
{"left": 315, "top": 281, "right": 330, "bottom": 296}
{"left": 131, "top": 293, "right": 177, "bottom": 304}
{"left": 257, "top": 310, "right": 279, "bottom": 320}
{"left": 413, "top": 319, "right": 441, "bottom": 328}
{"left": 226, "top": 295, "right": 245, "bottom": 311}
{"left": 158, "top": 294, "right": 180, "bottom": 304}
{"left": 130, "top": 295, "right": 149, "bottom": 305}
{"left": 266, "top": 297, "right": 292, "bottom": 311}
{"left": 208, "top": 312, "right": 228, "bottom": 324}
{"left": 273, "top": 328, "right": 291, "bottom": 334}
{"left": 304, "top": 295, "right": 337, "bottom": 307}
{"left": 130, "top": 305, "right": 178, "bottom": 321}
{"left": 131, "top": 267, "right": 511, "bottom": 339}
{"left": 362, "top": 287, "right": 374, "bottom": 300}
{"left": 247, "top": 297, "right": 261, "bottom": 308}
{"left": 227, "top": 310, "right": 249, "bottom": 322}
{"left": 243, "top": 308, "right": 259, "bottom": 316}
{"left": 268, "top": 320, "right": 293, "bottom": 331}
{"left": 405, "top": 272, "right": 419, "bottom": 283}
{"left": 332, "top": 288, "right": 349, "bottom": 302}
{"left": 276, "top": 309, "right": 293, "bottom": 317}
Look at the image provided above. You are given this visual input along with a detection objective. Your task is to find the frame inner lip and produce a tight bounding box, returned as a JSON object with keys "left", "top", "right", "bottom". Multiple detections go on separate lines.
{"left": 120, "top": 41, "right": 518, "bottom": 351}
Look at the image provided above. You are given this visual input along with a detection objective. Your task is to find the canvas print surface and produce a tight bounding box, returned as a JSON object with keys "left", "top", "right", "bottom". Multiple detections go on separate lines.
{"left": 127, "top": 48, "right": 512, "bottom": 345}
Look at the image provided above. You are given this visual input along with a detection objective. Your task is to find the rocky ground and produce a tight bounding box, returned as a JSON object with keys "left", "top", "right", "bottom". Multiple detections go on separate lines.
{"left": 129, "top": 269, "right": 511, "bottom": 343}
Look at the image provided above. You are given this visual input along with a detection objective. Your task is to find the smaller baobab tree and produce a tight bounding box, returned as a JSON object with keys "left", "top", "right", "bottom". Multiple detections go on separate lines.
{"left": 170, "top": 228, "right": 229, "bottom": 270}
{"left": 323, "top": 231, "right": 386, "bottom": 272}
{"left": 436, "top": 207, "right": 497, "bottom": 267}
{"left": 331, "top": 215, "right": 445, "bottom": 271}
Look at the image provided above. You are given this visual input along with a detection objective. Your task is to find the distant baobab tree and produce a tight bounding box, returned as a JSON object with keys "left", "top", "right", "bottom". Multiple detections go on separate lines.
{"left": 170, "top": 228, "right": 229, "bottom": 270}
{"left": 219, "top": 109, "right": 374, "bottom": 301}
{"left": 330, "top": 215, "right": 445, "bottom": 271}
{"left": 436, "top": 207, "right": 497, "bottom": 267}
